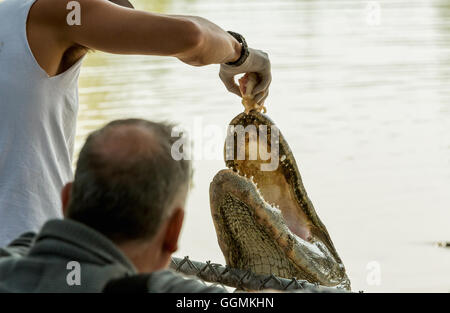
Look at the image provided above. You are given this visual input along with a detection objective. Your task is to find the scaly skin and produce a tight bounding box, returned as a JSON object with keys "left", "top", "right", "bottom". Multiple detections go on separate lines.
{"left": 209, "top": 109, "right": 351, "bottom": 290}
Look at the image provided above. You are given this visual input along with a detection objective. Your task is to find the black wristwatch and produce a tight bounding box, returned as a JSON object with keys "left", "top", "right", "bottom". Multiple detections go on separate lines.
{"left": 225, "top": 31, "right": 249, "bottom": 67}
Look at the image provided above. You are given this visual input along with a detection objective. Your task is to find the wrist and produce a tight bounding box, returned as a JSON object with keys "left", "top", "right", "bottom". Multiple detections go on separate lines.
{"left": 225, "top": 31, "right": 249, "bottom": 66}
{"left": 228, "top": 38, "right": 242, "bottom": 63}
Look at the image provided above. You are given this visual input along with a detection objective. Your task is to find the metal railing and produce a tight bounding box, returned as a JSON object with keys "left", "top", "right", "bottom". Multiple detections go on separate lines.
{"left": 170, "top": 256, "right": 347, "bottom": 293}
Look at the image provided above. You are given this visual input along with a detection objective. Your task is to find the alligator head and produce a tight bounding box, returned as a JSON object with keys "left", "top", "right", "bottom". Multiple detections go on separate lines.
{"left": 209, "top": 74, "right": 351, "bottom": 290}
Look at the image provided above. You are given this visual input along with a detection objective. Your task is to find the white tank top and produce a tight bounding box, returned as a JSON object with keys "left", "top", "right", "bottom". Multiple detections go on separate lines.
{"left": 0, "top": 0, "right": 83, "bottom": 245}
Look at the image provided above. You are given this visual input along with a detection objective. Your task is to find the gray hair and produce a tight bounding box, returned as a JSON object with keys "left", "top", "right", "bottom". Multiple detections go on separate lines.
{"left": 66, "top": 119, "right": 191, "bottom": 243}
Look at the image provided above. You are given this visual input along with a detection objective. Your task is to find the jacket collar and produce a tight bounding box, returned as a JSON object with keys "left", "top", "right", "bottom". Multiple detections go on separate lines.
{"left": 30, "top": 219, "right": 137, "bottom": 274}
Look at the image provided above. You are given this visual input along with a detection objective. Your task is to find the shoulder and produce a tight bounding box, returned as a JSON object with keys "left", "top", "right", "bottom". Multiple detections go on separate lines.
{"left": 0, "top": 232, "right": 36, "bottom": 258}
{"left": 29, "top": 0, "right": 110, "bottom": 25}
{"left": 103, "top": 270, "right": 228, "bottom": 293}
{"left": 147, "top": 270, "right": 228, "bottom": 293}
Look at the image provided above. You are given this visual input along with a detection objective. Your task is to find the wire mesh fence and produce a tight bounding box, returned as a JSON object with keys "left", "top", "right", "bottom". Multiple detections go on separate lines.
{"left": 170, "top": 256, "right": 348, "bottom": 293}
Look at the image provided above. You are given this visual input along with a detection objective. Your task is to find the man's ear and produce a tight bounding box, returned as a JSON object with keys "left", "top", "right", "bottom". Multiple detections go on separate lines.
{"left": 61, "top": 182, "right": 73, "bottom": 217}
{"left": 162, "top": 208, "right": 184, "bottom": 253}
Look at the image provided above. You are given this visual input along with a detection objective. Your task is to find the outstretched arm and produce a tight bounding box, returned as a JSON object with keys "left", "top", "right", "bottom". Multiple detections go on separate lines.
{"left": 30, "top": 0, "right": 270, "bottom": 102}
{"left": 33, "top": 0, "right": 241, "bottom": 66}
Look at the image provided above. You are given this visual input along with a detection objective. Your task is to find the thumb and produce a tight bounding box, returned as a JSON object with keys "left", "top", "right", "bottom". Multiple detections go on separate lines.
{"left": 252, "top": 72, "right": 271, "bottom": 96}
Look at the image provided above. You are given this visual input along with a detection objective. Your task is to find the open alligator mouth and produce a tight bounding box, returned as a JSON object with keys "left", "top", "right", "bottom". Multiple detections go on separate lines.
{"left": 209, "top": 109, "right": 351, "bottom": 290}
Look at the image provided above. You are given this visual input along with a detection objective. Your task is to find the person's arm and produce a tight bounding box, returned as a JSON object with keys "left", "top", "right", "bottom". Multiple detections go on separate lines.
{"left": 33, "top": 0, "right": 240, "bottom": 66}
{"left": 31, "top": 0, "right": 270, "bottom": 102}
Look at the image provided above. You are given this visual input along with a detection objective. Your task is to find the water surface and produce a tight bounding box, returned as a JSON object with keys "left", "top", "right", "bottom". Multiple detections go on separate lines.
{"left": 77, "top": 0, "right": 450, "bottom": 292}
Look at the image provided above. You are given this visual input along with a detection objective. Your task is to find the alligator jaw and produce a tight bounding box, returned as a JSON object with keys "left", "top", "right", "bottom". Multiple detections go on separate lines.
{"left": 209, "top": 111, "right": 351, "bottom": 290}
{"left": 210, "top": 169, "right": 350, "bottom": 289}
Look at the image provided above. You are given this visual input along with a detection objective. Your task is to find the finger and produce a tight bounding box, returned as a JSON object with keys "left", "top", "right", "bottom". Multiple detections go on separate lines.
{"left": 226, "top": 83, "right": 241, "bottom": 97}
{"left": 220, "top": 74, "right": 242, "bottom": 97}
{"left": 254, "top": 89, "right": 269, "bottom": 104}
{"left": 259, "top": 92, "right": 269, "bottom": 107}
{"left": 252, "top": 72, "right": 272, "bottom": 96}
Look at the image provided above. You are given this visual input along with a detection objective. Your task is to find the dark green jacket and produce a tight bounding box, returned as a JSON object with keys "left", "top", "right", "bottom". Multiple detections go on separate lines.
{"left": 0, "top": 219, "right": 225, "bottom": 293}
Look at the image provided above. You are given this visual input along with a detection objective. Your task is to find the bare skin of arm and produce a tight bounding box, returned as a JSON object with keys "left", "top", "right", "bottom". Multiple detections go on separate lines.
{"left": 27, "top": 0, "right": 241, "bottom": 77}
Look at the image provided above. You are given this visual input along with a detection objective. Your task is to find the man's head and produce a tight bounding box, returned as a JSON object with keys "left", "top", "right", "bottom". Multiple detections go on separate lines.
{"left": 62, "top": 119, "right": 191, "bottom": 272}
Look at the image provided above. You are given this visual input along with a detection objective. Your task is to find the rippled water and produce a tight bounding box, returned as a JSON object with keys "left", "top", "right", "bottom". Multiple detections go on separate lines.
{"left": 77, "top": 0, "right": 450, "bottom": 292}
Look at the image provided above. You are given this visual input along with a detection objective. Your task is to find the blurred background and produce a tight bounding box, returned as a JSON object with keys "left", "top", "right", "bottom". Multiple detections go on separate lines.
{"left": 76, "top": 0, "right": 450, "bottom": 292}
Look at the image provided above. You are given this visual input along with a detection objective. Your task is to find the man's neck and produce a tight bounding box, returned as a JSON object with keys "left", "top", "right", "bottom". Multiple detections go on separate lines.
{"left": 117, "top": 240, "right": 163, "bottom": 273}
